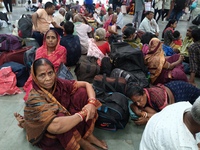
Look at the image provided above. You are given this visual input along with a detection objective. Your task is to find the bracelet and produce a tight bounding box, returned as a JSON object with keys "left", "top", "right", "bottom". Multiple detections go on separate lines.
{"left": 75, "top": 113, "right": 83, "bottom": 121}
{"left": 88, "top": 97, "right": 98, "bottom": 107}
{"left": 88, "top": 97, "right": 96, "bottom": 101}
{"left": 76, "top": 109, "right": 88, "bottom": 121}
{"left": 141, "top": 111, "right": 148, "bottom": 118}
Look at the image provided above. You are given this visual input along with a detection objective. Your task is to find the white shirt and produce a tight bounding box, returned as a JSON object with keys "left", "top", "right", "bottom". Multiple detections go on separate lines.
{"left": 116, "top": 12, "right": 124, "bottom": 29}
{"left": 154, "top": 0, "right": 163, "bottom": 10}
{"left": 74, "top": 22, "right": 92, "bottom": 54}
{"left": 140, "top": 102, "right": 199, "bottom": 150}
{"left": 139, "top": 17, "right": 158, "bottom": 34}
{"left": 163, "top": 0, "right": 171, "bottom": 10}
{"left": 53, "top": 13, "right": 65, "bottom": 26}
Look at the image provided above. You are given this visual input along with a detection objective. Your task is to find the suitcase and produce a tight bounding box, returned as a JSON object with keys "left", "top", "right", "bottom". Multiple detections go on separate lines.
{"left": 0, "top": 46, "right": 32, "bottom": 66}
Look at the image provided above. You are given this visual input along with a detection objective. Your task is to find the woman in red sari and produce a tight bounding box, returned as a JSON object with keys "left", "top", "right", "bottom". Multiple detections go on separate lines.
{"left": 23, "top": 29, "right": 67, "bottom": 101}
{"left": 14, "top": 58, "right": 108, "bottom": 150}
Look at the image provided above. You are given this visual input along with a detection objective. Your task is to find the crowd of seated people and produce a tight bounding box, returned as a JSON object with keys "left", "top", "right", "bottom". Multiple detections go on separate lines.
{"left": 3, "top": 0, "right": 200, "bottom": 149}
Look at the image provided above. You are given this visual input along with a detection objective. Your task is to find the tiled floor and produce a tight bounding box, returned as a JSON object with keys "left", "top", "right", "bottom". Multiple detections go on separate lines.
{"left": 0, "top": 4, "right": 199, "bottom": 150}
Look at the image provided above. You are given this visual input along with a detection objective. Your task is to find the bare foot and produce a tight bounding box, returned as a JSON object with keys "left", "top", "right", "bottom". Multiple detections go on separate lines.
{"left": 87, "top": 134, "right": 108, "bottom": 150}
{"left": 79, "top": 138, "right": 98, "bottom": 150}
{"left": 14, "top": 112, "right": 25, "bottom": 128}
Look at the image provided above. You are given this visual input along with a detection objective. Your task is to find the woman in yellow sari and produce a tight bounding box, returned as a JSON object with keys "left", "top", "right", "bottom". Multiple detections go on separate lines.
{"left": 14, "top": 58, "right": 108, "bottom": 150}
{"left": 145, "top": 38, "right": 188, "bottom": 85}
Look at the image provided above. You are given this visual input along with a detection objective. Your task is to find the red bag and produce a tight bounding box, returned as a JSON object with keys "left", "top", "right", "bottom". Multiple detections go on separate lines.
{"left": 0, "top": 67, "right": 21, "bottom": 95}
{"left": 0, "top": 46, "right": 32, "bottom": 66}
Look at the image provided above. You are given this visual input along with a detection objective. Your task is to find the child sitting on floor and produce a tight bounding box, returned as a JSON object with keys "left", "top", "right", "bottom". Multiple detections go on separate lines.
{"left": 171, "top": 30, "right": 182, "bottom": 53}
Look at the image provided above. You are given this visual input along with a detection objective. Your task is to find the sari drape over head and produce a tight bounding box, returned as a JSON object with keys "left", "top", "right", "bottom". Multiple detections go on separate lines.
{"left": 23, "top": 30, "right": 67, "bottom": 101}
{"left": 144, "top": 38, "right": 166, "bottom": 83}
{"left": 24, "top": 64, "right": 101, "bottom": 150}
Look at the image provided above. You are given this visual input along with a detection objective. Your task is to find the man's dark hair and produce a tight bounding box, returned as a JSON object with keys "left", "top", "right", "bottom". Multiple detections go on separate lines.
{"left": 107, "top": 7, "right": 112, "bottom": 12}
{"left": 145, "top": 11, "right": 154, "bottom": 16}
{"left": 64, "top": 21, "right": 74, "bottom": 35}
{"left": 188, "top": 26, "right": 198, "bottom": 31}
{"left": 45, "top": 2, "right": 54, "bottom": 9}
{"left": 192, "top": 28, "right": 200, "bottom": 42}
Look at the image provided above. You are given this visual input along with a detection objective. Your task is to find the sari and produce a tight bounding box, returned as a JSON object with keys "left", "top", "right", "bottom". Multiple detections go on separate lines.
{"left": 23, "top": 30, "right": 66, "bottom": 101}
{"left": 103, "top": 14, "right": 117, "bottom": 38}
{"left": 145, "top": 38, "right": 187, "bottom": 84}
{"left": 24, "top": 66, "right": 101, "bottom": 150}
{"left": 87, "top": 38, "right": 106, "bottom": 61}
{"left": 145, "top": 38, "right": 166, "bottom": 83}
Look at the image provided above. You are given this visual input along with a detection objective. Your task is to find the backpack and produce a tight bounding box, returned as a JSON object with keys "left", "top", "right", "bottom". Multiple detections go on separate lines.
{"left": 93, "top": 74, "right": 127, "bottom": 94}
{"left": 0, "top": 34, "right": 22, "bottom": 51}
{"left": 110, "top": 68, "right": 149, "bottom": 88}
{"left": 74, "top": 55, "right": 100, "bottom": 83}
{"left": 110, "top": 42, "right": 148, "bottom": 74}
{"left": 18, "top": 14, "right": 33, "bottom": 38}
{"left": 95, "top": 92, "right": 130, "bottom": 131}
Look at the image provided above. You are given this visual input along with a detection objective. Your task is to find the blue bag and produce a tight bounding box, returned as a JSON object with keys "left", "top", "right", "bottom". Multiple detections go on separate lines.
{"left": 162, "top": 44, "right": 175, "bottom": 56}
{"left": 95, "top": 92, "right": 130, "bottom": 131}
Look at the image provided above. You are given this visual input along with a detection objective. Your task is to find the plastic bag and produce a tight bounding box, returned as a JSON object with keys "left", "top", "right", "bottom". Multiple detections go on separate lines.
{"left": 0, "top": 67, "right": 21, "bottom": 96}
{"left": 57, "top": 63, "right": 74, "bottom": 80}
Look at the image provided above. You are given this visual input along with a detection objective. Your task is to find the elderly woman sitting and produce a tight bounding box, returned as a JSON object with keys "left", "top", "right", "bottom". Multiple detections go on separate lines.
{"left": 87, "top": 28, "right": 110, "bottom": 65}
{"left": 23, "top": 29, "right": 67, "bottom": 101}
{"left": 14, "top": 58, "right": 108, "bottom": 150}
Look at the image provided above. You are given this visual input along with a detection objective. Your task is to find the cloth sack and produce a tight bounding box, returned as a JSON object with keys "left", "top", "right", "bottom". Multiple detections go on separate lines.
{"left": 0, "top": 34, "right": 22, "bottom": 51}
{"left": 0, "top": 67, "right": 21, "bottom": 95}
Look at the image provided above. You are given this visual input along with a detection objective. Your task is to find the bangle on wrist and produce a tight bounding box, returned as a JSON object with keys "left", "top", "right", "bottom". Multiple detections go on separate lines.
{"left": 75, "top": 113, "right": 83, "bottom": 121}
{"left": 141, "top": 111, "right": 148, "bottom": 118}
{"left": 88, "top": 98, "right": 98, "bottom": 107}
{"left": 76, "top": 109, "right": 87, "bottom": 121}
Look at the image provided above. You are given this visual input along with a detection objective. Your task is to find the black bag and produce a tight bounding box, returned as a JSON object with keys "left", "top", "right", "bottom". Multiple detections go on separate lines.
{"left": 0, "top": 61, "right": 29, "bottom": 87}
{"left": 100, "top": 57, "right": 114, "bottom": 76}
{"left": 192, "top": 14, "right": 200, "bottom": 26}
{"left": 110, "top": 42, "right": 148, "bottom": 74}
{"left": 95, "top": 92, "right": 130, "bottom": 131}
{"left": 93, "top": 74, "right": 127, "bottom": 94}
{"left": 18, "top": 14, "right": 33, "bottom": 38}
{"left": 74, "top": 55, "right": 100, "bottom": 83}
{"left": 110, "top": 68, "right": 149, "bottom": 88}
{"left": 0, "top": 12, "right": 9, "bottom": 23}
{"left": 57, "top": 63, "right": 74, "bottom": 80}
